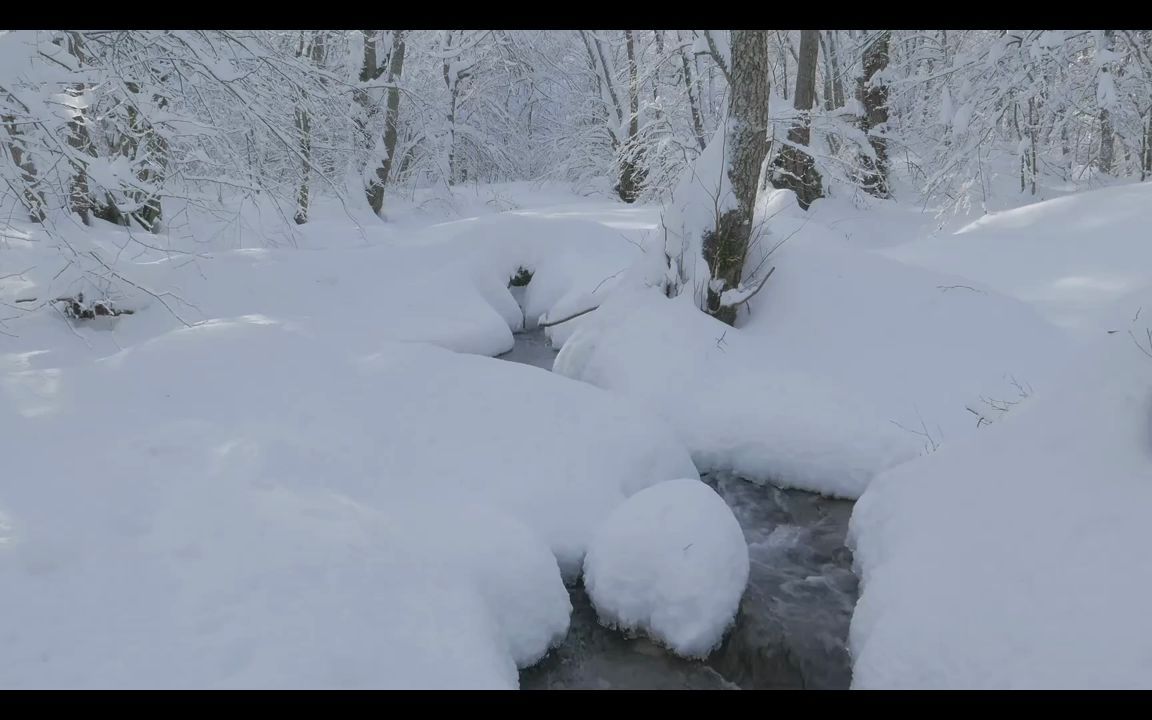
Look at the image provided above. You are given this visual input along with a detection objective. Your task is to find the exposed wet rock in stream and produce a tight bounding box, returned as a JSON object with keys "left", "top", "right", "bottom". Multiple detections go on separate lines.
{"left": 502, "top": 329, "right": 858, "bottom": 690}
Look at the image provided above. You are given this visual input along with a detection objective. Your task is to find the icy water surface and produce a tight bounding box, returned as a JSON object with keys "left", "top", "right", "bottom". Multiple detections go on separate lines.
{"left": 503, "top": 329, "right": 858, "bottom": 690}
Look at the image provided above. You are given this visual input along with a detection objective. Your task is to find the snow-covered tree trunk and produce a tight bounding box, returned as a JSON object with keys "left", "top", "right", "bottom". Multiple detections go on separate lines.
{"left": 677, "top": 30, "right": 708, "bottom": 151}
{"left": 367, "top": 30, "right": 406, "bottom": 216}
{"left": 133, "top": 80, "right": 168, "bottom": 233}
{"left": 857, "top": 30, "right": 891, "bottom": 198}
{"left": 64, "top": 32, "right": 94, "bottom": 225}
{"left": 772, "top": 30, "right": 824, "bottom": 209}
{"left": 293, "top": 32, "right": 325, "bottom": 225}
{"left": 1097, "top": 29, "right": 1117, "bottom": 175}
{"left": 616, "top": 30, "right": 645, "bottom": 202}
{"left": 355, "top": 30, "right": 382, "bottom": 147}
{"left": 702, "top": 29, "right": 770, "bottom": 326}
{"left": 1144, "top": 106, "right": 1152, "bottom": 181}
{"left": 2, "top": 112, "right": 46, "bottom": 222}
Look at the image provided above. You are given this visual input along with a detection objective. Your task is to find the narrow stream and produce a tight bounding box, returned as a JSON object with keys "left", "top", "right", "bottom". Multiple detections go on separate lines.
{"left": 501, "top": 328, "right": 858, "bottom": 690}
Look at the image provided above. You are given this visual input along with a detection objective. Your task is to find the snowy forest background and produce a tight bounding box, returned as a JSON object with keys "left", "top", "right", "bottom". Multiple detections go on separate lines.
{"left": 3, "top": 30, "right": 1150, "bottom": 239}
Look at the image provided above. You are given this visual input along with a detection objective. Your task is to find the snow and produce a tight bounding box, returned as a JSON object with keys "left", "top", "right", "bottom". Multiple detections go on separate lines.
{"left": 5, "top": 173, "right": 1152, "bottom": 689}
{"left": 848, "top": 313, "right": 1152, "bottom": 689}
{"left": 879, "top": 182, "right": 1152, "bottom": 336}
{"left": 556, "top": 285, "right": 923, "bottom": 497}
{"left": 847, "top": 181, "right": 1152, "bottom": 689}
{"left": 0, "top": 285, "right": 695, "bottom": 687}
{"left": 556, "top": 190, "right": 1071, "bottom": 498}
{"left": 583, "top": 478, "right": 750, "bottom": 658}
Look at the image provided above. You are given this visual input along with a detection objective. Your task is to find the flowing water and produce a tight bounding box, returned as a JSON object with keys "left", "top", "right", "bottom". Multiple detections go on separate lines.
{"left": 501, "top": 329, "right": 858, "bottom": 690}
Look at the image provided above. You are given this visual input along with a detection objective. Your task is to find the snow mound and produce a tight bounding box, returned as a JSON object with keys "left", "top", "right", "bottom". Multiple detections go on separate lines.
{"left": 583, "top": 478, "right": 750, "bottom": 658}
{"left": 555, "top": 287, "right": 923, "bottom": 498}
{"left": 848, "top": 293, "right": 1152, "bottom": 689}
{"left": 556, "top": 189, "right": 1074, "bottom": 496}
{"left": 880, "top": 181, "right": 1152, "bottom": 335}
{"left": 0, "top": 315, "right": 697, "bottom": 688}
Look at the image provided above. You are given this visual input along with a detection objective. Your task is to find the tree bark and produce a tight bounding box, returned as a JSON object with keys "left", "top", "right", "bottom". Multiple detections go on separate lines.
{"left": 294, "top": 32, "right": 324, "bottom": 224}
{"left": 677, "top": 30, "right": 707, "bottom": 151}
{"left": 1143, "top": 106, "right": 1152, "bottom": 181}
{"left": 702, "top": 30, "right": 770, "bottom": 326}
{"left": 2, "top": 114, "right": 46, "bottom": 222}
{"left": 616, "top": 29, "right": 645, "bottom": 202}
{"left": 1097, "top": 29, "right": 1117, "bottom": 175}
{"left": 367, "top": 30, "right": 406, "bottom": 216}
{"left": 772, "top": 30, "right": 824, "bottom": 209}
{"left": 857, "top": 30, "right": 891, "bottom": 198}
{"left": 64, "top": 32, "right": 94, "bottom": 225}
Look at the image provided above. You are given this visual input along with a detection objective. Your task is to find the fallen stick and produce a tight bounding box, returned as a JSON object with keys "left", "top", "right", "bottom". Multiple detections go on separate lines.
{"left": 538, "top": 304, "right": 600, "bottom": 328}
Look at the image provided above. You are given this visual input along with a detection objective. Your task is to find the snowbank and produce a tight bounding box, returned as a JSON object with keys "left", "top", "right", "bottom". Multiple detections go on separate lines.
{"left": 555, "top": 287, "right": 922, "bottom": 497}
{"left": 1, "top": 190, "right": 653, "bottom": 365}
{"left": 848, "top": 298, "right": 1152, "bottom": 688}
{"left": 0, "top": 315, "right": 696, "bottom": 688}
{"left": 584, "top": 478, "right": 750, "bottom": 658}
{"left": 555, "top": 190, "right": 1073, "bottom": 497}
{"left": 880, "top": 181, "right": 1152, "bottom": 336}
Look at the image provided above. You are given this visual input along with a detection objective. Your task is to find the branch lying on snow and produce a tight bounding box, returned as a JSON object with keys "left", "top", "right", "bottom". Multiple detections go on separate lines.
{"left": 719, "top": 265, "right": 776, "bottom": 308}
{"left": 538, "top": 304, "right": 600, "bottom": 328}
{"left": 937, "top": 284, "right": 986, "bottom": 294}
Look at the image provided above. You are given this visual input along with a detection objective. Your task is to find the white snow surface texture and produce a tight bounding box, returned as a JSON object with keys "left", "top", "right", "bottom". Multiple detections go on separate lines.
{"left": 584, "top": 478, "right": 750, "bottom": 658}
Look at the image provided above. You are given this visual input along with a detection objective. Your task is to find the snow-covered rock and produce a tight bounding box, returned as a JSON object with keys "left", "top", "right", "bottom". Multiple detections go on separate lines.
{"left": 583, "top": 478, "right": 750, "bottom": 658}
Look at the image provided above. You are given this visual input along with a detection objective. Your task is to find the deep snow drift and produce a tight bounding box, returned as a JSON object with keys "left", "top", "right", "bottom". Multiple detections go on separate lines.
{"left": 846, "top": 184, "right": 1152, "bottom": 689}
{"left": 880, "top": 181, "right": 1152, "bottom": 337}
{"left": 0, "top": 311, "right": 698, "bottom": 688}
{"left": 556, "top": 190, "right": 1072, "bottom": 498}
{"left": 849, "top": 316, "right": 1152, "bottom": 689}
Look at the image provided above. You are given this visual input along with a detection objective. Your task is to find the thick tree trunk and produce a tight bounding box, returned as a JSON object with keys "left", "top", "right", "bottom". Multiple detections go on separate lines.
{"left": 677, "top": 30, "right": 707, "bottom": 151}
{"left": 136, "top": 85, "right": 168, "bottom": 233}
{"left": 355, "top": 29, "right": 380, "bottom": 139}
{"left": 857, "top": 30, "right": 892, "bottom": 199}
{"left": 616, "top": 29, "right": 646, "bottom": 203}
{"left": 65, "top": 33, "right": 94, "bottom": 225}
{"left": 772, "top": 30, "right": 824, "bottom": 210}
{"left": 119, "top": 79, "right": 167, "bottom": 232}
{"left": 367, "top": 30, "right": 406, "bottom": 216}
{"left": 2, "top": 114, "right": 46, "bottom": 222}
{"left": 294, "top": 32, "right": 324, "bottom": 225}
{"left": 702, "top": 30, "right": 770, "bottom": 326}
{"left": 1098, "top": 30, "right": 1117, "bottom": 175}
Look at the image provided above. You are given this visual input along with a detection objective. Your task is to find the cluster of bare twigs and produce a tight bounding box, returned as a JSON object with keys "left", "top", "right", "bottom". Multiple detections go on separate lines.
{"left": 965, "top": 375, "right": 1034, "bottom": 428}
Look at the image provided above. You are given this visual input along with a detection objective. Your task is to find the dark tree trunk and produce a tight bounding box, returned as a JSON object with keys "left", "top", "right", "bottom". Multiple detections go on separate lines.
{"left": 367, "top": 30, "right": 406, "bottom": 216}
{"left": 772, "top": 30, "right": 824, "bottom": 209}
{"left": 857, "top": 30, "right": 891, "bottom": 198}
{"left": 702, "top": 30, "right": 770, "bottom": 326}
{"left": 616, "top": 29, "right": 646, "bottom": 203}
{"left": 1098, "top": 30, "right": 1117, "bottom": 175}
{"left": 294, "top": 32, "right": 325, "bottom": 225}
{"left": 1143, "top": 106, "right": 1152, "bottom": 181}
{"left": 64, "top": 32, "right": 94, "bottom": 225}
{"left": 678, "top": 30, "right": 708, "bottom": 151}
{"left": 2, "top": 114, "right": 47, "bottom": 222}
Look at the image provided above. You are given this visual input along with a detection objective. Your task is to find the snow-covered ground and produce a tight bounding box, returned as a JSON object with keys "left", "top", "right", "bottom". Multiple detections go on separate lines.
{"left": 3, "top": 178, "right": 1151, "bottom": 688}
{"left": 847, "top": 185, "right": 1152, "bottom": 689}
{"left": 0, "top": 183, "right": 746, "bottom": 688}
{"left": 555, "top": 190, "right": 1074, "bottom": 497}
